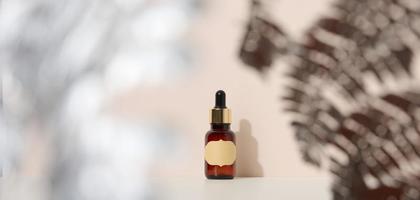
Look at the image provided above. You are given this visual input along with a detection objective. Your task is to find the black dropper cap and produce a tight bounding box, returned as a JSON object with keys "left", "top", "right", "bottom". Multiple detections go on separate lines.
{"left": 215, "top": 90, "right": 226, "bottom": 108}
{"left": 210, "top": 90, "right": 231, "bottom": 124}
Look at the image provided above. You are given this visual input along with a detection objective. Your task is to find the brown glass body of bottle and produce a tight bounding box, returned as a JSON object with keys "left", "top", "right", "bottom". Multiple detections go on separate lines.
{"left": 205, "top": 123, "right": 235, "bottom": 179}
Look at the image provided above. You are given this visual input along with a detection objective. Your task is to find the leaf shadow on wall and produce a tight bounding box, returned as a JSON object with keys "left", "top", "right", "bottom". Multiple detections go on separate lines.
{"left": 236, "top": 119, "right": 264, "bottom": 177}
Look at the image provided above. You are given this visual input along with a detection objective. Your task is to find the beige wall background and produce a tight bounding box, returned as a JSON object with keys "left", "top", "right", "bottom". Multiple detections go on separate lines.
{"left": 110, "top": 0, "right": 339, "bottom": 178}
{"left": 4, "top": 0, "right": 420, "bottom": 199}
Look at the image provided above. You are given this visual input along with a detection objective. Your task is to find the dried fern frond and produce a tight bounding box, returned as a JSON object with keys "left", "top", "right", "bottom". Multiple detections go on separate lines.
{"left": 238, "top": 0, "right": 420, "bottom": 199}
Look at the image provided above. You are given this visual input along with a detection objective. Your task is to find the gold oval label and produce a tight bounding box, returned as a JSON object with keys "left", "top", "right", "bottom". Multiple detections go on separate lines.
{"left": 205, "top": 140, "right": 236, "bottom": 166}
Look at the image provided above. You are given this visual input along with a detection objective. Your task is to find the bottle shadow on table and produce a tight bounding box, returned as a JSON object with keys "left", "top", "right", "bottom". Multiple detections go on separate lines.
{"left": 236, "top": 119, "right": 264, "bottom": 177}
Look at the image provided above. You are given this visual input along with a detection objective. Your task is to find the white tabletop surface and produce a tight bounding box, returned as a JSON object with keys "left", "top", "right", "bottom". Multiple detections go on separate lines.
{"left": 155, "top": 177, "right": 331, "bottom": 200}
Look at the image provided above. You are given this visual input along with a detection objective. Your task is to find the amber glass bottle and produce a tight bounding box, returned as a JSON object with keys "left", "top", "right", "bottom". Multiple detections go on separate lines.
{"left": 204, "top": 90, "right": 236, "bottom": 179}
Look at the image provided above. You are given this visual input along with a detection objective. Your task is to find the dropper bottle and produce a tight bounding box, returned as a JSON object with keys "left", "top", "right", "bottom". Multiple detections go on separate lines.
{"left": 204, "top": 90, "right": 236, "bottom": 179}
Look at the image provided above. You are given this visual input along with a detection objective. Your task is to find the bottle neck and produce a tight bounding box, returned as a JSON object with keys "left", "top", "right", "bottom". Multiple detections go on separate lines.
{"left": 211, "top": 123, "right": 231, "bottom": 130}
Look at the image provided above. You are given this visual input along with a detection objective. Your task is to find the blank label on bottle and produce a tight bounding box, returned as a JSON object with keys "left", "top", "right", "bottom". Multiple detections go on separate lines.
{"left": 205, "top": 140, "right": 236, "bottom": 166}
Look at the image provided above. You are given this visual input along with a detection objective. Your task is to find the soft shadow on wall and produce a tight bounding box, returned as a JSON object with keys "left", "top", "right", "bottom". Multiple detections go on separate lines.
{"left": 236, "top": 119, "right": 264, "bottom": 177}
